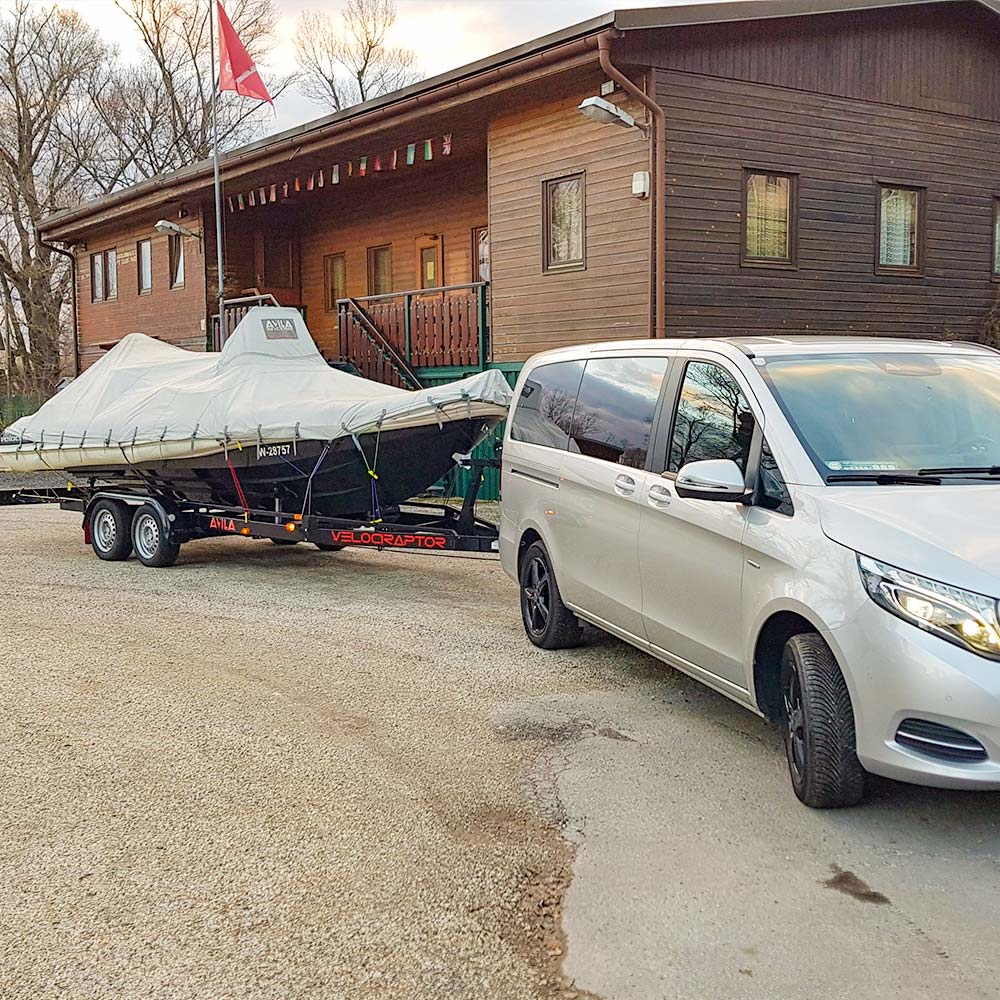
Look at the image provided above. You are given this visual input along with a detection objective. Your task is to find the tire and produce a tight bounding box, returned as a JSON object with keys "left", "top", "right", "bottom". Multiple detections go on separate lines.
{"left": 781, "top": 633, "right": 866, "bottom": 808}
{"left": 131, "top": 504, "right": 181, "bottom": 568}
{"left": 89, "top": 499, "right": 133, "bottom": 561}
{"left": 314, "top": 543, "right": 345, "bottom": 552}
{"left": 519, "top": 541, "right": 581, "bottom": 650}
{"left": 270, "top": 537, "right": 300, "bottom": 546}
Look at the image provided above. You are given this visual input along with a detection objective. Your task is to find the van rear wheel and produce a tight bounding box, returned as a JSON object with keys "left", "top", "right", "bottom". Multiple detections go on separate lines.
{"left": 781, "top": 633, "right": 866, "bottom": 808}
{"left": 519, "top": 541, "right": 581, "bottom": 650}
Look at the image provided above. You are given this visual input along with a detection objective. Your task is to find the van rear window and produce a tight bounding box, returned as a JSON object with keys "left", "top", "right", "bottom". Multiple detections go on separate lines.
{"left": 510, "top": 360, "right": 585, "bottom": 450}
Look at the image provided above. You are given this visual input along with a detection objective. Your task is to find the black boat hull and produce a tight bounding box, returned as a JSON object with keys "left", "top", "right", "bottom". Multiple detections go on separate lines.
{"left": 69, "top": 418, "right": 497, "bottom": 517}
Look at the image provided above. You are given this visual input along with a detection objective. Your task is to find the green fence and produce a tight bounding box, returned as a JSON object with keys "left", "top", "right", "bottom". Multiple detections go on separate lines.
{"left": 0, "top": 392, "right": 46, "bottom": 433}
{"left": 418, "top": 363, "right": 522, "bottom": 501}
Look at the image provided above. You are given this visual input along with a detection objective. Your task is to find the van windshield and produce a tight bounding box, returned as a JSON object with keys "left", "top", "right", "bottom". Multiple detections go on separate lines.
{"left": 759, "top": 351, "right": 1000, "bottom": 479}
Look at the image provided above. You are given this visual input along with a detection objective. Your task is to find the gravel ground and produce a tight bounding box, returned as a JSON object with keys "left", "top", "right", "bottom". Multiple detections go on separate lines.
{"left": 0, "top": 505, "right": 583, "bottom": 1000}
{"left": 3, "top": 504, "right": 999, "bottom": 1000}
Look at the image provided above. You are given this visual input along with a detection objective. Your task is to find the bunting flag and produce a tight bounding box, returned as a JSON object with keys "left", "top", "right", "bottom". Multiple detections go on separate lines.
{"left": 226, "top": 134, "right": 455, "bottom": 209}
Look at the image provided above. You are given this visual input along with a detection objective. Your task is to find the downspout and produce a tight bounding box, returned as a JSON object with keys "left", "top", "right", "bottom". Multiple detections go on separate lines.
{"left": 36, "top": 231, "right": 80, "bottom": 377}
{"left": 597, "top": 30, "right": 666, "bottom": 338}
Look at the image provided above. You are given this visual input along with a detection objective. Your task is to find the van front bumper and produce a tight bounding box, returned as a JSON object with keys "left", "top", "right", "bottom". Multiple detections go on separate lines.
{"left": 825, "top": 600, "right": 1000, "bottom": 789}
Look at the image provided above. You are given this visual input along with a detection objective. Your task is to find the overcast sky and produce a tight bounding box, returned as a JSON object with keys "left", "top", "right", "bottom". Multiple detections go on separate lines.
{"left": 55, "top": 0, "right": 704, "bottom": 133}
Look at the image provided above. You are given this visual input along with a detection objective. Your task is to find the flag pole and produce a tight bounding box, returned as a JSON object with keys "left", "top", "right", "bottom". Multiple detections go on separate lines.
{"left": 209, "top": 0, "right": 226, "bottom": 346}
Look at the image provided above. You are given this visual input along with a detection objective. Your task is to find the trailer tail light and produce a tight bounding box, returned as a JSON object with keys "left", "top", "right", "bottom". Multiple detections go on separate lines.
{"left": 285, "top": 522, "right": 297, "bottom": 532}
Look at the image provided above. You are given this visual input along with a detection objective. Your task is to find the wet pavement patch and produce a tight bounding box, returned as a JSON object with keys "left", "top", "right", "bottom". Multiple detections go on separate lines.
{"left": 822, "top": 865, "right": 891, "bottom": 905}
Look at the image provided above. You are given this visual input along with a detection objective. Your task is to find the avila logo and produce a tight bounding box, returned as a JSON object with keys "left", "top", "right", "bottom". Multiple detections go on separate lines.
{"left": 261, "top": 317, "right": 298, "bottom": 340}
{"left": 209, "top": 516, "right": 238, "bottom": 532}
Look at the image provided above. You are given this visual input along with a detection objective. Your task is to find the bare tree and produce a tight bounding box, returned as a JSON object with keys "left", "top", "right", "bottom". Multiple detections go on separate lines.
{"left": 295, "top": 0, "right": 420, "bottom": 112}
{"left": 105, "top": 0, "right": 293, "bottom": 179}
{"left": 0, "top": 2, "right": 108, "bottom": 393}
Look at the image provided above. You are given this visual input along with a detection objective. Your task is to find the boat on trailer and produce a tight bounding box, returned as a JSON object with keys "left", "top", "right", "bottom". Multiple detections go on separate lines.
{"left": 0, "top": 307, "right": 511, "bottom": 519}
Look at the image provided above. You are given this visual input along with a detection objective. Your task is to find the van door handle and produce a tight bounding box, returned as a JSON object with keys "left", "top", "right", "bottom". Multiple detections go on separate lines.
{"left": 614, "top": 473, "right": 636, "bottom": 496}
{"left": 648, "top": 483, "right": 672, "bottom": 507}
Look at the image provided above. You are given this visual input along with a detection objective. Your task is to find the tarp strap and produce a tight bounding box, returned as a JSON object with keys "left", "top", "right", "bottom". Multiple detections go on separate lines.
{"left": 226, "top": 452, "right": 251, "bottom": 513}
{"left": 351, "top": 426, "right": 383, "bottom": 524}
{"left": 301, "top": 442, "right": 332, "bottom": 517}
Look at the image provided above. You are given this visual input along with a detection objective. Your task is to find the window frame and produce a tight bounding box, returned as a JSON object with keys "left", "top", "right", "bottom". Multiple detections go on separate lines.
{"left": 992, "top": 197, "right": 1000, "bottom": 283}
{"left": 89, "top": 248, "right": 117, "bottom": 303}
{"left": 366, "top": 244, "right": 393, "bottom": 296}
{"left": 875, "top": 182, "right": 925, "bottom": 277}
{"left": 324, "top": 252, "right": 347, "bottom": 311}
{"left": 136, "top": 239, "right": 152, "bottom": 295}
{"left": 168, "top": 233, "right": 185, "bottom": 289}
{"left": 542, "top": 171, "right": 586, "bottom": 274}
{"left": 740, "top": 168, "right": 798, "bottom": 269}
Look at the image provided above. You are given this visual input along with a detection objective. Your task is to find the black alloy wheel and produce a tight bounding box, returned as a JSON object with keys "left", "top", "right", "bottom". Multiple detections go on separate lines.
{"left": 518, "top": 541, "right": 581, "bottom": 650}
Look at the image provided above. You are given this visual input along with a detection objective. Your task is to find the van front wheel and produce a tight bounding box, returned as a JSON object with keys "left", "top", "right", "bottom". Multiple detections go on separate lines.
{"left": 781, "top": 633, "right": 866, "bottom": 808}
{"left": 519, "top": 541, "right": 581, "bottom": 650}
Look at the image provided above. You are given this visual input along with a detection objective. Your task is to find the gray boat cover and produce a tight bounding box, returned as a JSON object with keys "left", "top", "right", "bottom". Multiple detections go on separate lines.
{"left": 0, "top": 307, "right": 512, "bottom": 473}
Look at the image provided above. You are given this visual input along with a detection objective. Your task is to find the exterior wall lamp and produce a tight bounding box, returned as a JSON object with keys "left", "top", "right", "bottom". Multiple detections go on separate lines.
{"left": 577, "top": 95, "right": 649, "bottom": 138}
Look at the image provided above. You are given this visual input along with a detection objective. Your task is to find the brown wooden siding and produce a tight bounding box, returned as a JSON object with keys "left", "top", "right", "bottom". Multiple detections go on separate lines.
{"left": 297, "top": 151, "right": 487, "bottom": 358}
{"left": 488, "top": 74, "right": 651, "bottom": 362}
{"left": 656, "top": 68, "right": 1000, "bottom": 339}
{"left": 625, "top": 2, "right": 1000, "bottom": 122}
{"left": 76, "top": 211, "right": 207, "bottom": 369}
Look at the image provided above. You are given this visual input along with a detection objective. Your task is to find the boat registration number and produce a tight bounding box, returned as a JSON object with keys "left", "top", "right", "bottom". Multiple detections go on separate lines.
{"left": 258, "top": 444, "right": 292, "bottom": 459}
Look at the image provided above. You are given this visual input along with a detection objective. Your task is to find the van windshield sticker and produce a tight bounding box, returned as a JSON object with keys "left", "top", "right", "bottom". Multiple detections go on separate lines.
{"left": 827, "top": 461, "right": 899, "bottom": 471}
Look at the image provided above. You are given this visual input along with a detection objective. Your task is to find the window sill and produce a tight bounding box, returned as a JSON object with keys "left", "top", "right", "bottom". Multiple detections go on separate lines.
{"left": 740, "top": 257, "right": 797, "bottom": 270}
{"left": 874, "top": 267, "right": 924, "bottom": 278}
{"left": 542, "top": 262, "right": 586, "bottom": 275}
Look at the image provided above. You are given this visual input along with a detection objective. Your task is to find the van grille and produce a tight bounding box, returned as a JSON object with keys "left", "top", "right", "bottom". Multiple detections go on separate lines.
{"left": 895, "top": 719, "right": 988, "bottom": 763}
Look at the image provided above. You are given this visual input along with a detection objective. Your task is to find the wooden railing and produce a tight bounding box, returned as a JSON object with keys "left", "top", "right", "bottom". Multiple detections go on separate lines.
{"left": 213, "top": 294, "right": 305, "bottom": 348}
{"left": 337, "top": 282, "right": 489, "bottom": 388}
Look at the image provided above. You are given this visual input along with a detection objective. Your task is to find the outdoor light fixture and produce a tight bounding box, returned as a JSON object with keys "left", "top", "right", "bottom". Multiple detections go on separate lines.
{"left": 577, "top": 95, "right": 648, "bottom": 135}
{"left": 153, "top": 219, "right": 202, "bottom": 240}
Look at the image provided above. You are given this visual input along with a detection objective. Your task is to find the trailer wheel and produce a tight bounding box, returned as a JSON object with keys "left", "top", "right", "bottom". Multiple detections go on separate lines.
{"left": 131, "top": 504, "right": 181, "bottom": 568}
{"left": 270, "top": 537, "right": 300, "bottom": 546}
{"left": 519, "top": 541, "right": 581, "bottom": 649}
{"left": 314, "top": 543, "right": 345, "bottom": 552}
{"left": 89, "top": 499, "right": 134, "bottom": 561}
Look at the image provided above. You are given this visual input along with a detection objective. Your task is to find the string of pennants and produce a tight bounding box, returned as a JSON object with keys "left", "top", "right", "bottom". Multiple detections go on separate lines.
{"left": 227, "top": 133, "right": 453, "bottom": 212}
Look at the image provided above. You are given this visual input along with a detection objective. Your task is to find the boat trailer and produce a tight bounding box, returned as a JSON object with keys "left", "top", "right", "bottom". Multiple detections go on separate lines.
{"left": 59, "top": 457, "right": 500, "bottom": 568}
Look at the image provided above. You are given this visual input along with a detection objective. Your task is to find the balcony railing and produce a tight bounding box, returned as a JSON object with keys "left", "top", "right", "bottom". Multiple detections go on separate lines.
{"left": 337, "top": 282, "right": 489, "bottom": 388}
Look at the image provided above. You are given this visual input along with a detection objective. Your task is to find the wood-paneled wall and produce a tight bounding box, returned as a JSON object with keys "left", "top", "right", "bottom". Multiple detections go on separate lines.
{"left": 625, "top": 1, "right": 1000, "bottom": 122}
{"left": 657, "top": 68, "right": 1000, "bottom": 338}
{"left": 487, "top": 76, "right": 651, "bottom": 362}
{"left": 76, "top": 211, "right": 207, "bottom": 369}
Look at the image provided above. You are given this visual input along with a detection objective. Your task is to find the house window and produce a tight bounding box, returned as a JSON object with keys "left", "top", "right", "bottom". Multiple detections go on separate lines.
{"left": 367, "top": 245, "right": 392, "bottom": 295}
{"left": 137, "top": 239, "right": 152, "bottom": 293}
{"left": 472, "top": 225, "right": 489, "bottom": 282}
{"left": 743, "top": 171, "right": 796, "bottom": 265}
{"left": 90, "top": 248, "right": 116, "bottom": 302}
{"left": 168, "top": 233, "right": 185, "bottom": 288}
{"left": 877, "top": 185, "right": 922, "bottom": 274}
{"left": 993, "top": 199, "right": 1000, "bottom": 279}
{"left": 324, "top": 253, "right": 347, "bottom": 311}
{"left": 543, "top": 173, "right": 585, "bottom": 272}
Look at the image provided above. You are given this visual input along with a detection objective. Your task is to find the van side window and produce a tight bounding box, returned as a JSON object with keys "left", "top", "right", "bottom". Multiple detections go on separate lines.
{"left": 759, "top": 440, "right": 793, "bottom": 515}
{"left": 569, "top": 357, "right": 669, "bottom": 468}
{"left": 510, "top": 360, "right": 586, "bottom": 450}
{"left": 668, "top": 361, "right": 756, "bottom": 473}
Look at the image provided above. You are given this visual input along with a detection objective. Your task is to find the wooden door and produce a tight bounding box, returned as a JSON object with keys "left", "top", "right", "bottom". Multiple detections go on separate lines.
{"left": 415, "top": 234, "right": 444, "bottom": 290}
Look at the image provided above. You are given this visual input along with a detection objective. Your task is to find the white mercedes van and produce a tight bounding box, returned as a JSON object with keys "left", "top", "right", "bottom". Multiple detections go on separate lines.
{"left": 499, "top": 336, "right": 1000, "bottom": 807}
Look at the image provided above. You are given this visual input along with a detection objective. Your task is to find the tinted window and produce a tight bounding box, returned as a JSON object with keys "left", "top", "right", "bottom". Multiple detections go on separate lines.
{"left": 510, "top": 360, "right": 586, "bottom": 450}
{"left": 668, "top": 361, "right": 756, "bottom": 473}
{"left": 569, "top": 357, "right": 668, "bottom": 468}
{"left": 759, "top": 440, "right": 793, "bottom": 515}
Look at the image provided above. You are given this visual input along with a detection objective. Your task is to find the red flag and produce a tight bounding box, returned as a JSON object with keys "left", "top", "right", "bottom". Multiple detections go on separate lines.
{"left": 217, "top": 3, "right": 272, "bottom": 105}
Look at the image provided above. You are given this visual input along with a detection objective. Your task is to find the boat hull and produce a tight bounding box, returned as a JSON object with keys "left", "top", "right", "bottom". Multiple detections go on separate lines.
{"left": 66, "top": 418, "right": 497, "bottom": 517}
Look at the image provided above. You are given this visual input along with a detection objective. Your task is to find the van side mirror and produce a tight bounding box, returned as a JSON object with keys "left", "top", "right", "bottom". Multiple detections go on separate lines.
{"left": 674, "top": 459, "right": 748, "bottom": 502}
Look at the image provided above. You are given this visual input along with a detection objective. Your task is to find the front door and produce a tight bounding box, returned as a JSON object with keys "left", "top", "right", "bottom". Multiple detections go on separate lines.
{"left": 555, "top": 354, "right": 671, "bottom": 641}
{"left": 254, "top": 224, "right": 301, "bottom": 306}
{"left": 415, "top": 235, "right": 443, "bottom": 289}
{"left": 637, "top": 357, "right": 759, "bottom": 692}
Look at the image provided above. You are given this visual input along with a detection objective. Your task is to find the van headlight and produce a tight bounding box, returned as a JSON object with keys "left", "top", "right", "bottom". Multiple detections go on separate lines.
{"left": 858, "top": 555, "right": 1000, "bottom": 659}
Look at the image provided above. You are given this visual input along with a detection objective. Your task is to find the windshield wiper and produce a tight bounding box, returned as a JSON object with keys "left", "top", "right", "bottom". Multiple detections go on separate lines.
{"left": 918, "top": 465, "right": 1000, "bottom": 476}
{"left": 826, "top": 473, "right": 941, "bottom": 485}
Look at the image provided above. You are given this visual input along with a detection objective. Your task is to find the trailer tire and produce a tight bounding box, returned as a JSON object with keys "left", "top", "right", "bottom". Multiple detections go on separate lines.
{"left": 270, "top": 537, "right": 300, "bottom": 546}
{"left": 131, "top": 504, "right": 181, "bottom": 568}
{"left": 89, "top": 499, "right": 134, "bottom": 561}
{"left": 519, "top": 541, "right": 581, "bottom": 649}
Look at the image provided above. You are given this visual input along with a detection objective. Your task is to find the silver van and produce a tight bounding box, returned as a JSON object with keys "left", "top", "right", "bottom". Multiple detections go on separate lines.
{"left": 499, "top": 337, "right": 1000, "bottom": 807}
